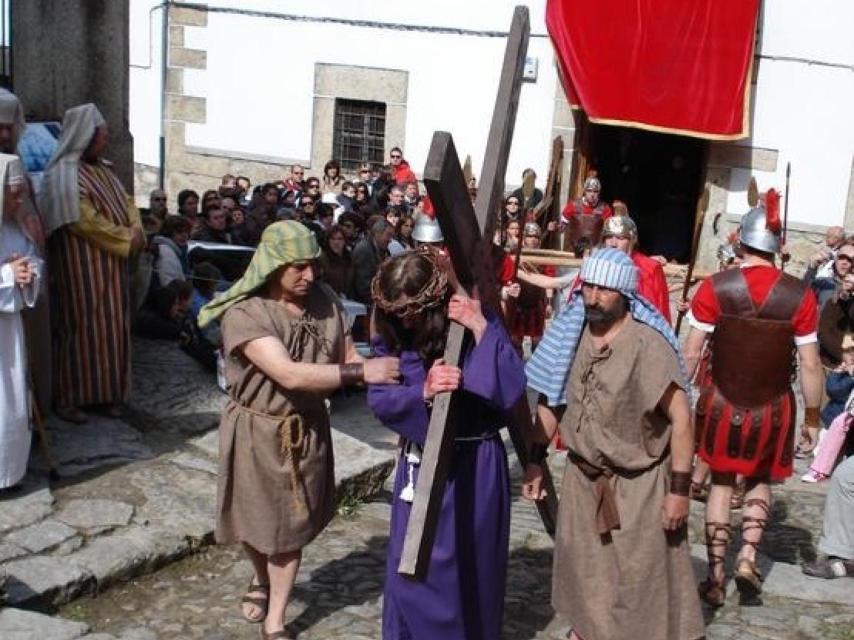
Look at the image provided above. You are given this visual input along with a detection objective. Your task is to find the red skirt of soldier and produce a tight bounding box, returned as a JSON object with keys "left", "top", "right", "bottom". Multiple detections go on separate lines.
{"left": 694, "top": 384, "right": 796, "bottom": 481}
{"left": 508, "top": 300, "right": 547, "bottom": 341}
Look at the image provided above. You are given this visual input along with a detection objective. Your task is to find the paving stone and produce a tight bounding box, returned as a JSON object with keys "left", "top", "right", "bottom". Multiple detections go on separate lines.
{"left": 187, "top": 430, "right": 219, "bottom": 458}
{"left": 3, "top": 555, "right": 92, "bottom": 606}
{"left": 118, "top": 628, "right": 158, "bottom": 640}
{"left": 0, "top": 475, "right": 54, "bottom": 534}
{"left": 56, "top": 499, "right": 135, "bottom": 533}
{"left": 0, "top": 541, "right": 27, "bottom": 562}
{"left": 55, "top": 536, "right": 84, "bottom": 555}
{"left": 33, "top": 416, "right": 154, "bottom": 477}
{"left": 80, "top": 635, "right": 119, "bottom": 640}
{"left": 331, "top": 429, "right": 394, "bottom": 501}
{"left": 169, "top": 453, "right": 218, "bottom": 476}
{"left": 0, "top": 608, "right": 89, "bottom": 640}
{"left": 763, "top": 558, "right": 854, "bottom": 606}
{"left": 6, "top": 519, "right": 77, "bottom": 553}
{"left": 129, "top": 465, "right": 215, "bottom": 540}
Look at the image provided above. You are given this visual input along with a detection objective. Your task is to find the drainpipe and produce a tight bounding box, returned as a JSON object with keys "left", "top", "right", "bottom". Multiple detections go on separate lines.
{"left": 158, "top": 1, "right": 170, "bottom": 190}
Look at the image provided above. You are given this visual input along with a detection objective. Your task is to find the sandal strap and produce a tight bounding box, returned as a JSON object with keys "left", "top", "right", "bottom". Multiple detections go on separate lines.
{"left": 242, "top": 595, "right": 269, "bottom": 606}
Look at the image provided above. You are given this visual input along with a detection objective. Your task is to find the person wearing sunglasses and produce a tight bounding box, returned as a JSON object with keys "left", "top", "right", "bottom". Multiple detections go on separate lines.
{"left": 389, "top": 146, "right": 416, "bottom": 186}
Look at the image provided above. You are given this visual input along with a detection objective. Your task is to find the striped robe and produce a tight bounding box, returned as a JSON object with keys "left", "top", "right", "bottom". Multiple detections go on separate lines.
{"left": 50, "top": 162, "right": 133, "bottom": 407}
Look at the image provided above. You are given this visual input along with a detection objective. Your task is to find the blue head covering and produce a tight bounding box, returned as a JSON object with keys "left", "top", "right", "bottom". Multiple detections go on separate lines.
{"left": 526, "top": 247, "right": 687, "bottom": 407}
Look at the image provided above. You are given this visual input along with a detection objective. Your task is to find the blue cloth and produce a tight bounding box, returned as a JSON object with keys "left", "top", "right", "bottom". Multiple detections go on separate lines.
{"left": 822, "top": 371, "right": 854, "bottom": 427}
{"left": 526, "top": 248, "right": 686, "bottom": 407}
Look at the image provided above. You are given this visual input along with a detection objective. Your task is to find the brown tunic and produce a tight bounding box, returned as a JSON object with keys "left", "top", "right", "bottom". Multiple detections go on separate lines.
{"left": 216, "top": 284, "right": 347, "bottom": 555}
{"left": 553, "top": 319, "right": 704, "bottom": 640}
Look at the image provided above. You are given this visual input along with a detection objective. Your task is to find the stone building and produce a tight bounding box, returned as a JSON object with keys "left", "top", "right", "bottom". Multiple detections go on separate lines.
{"left": 121, "top": 0, "right": 852, "bottom": 270}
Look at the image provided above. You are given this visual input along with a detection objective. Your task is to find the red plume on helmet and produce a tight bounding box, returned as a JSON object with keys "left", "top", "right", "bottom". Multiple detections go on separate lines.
{"left": 764, "top": 188, "right": 781, "bottom": 234}
{"left": 420, "top": 195, "right": 435, "bottom": 218}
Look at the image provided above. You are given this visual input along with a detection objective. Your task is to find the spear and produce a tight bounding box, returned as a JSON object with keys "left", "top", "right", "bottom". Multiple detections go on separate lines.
{"left": 674, "top": 187, "right": 710, "bottom": 335}
{"left": 782, "top": 162, "right": 791, "bottom": 272}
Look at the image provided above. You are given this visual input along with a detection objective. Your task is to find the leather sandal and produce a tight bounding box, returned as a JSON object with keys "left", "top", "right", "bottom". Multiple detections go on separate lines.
{"left": 699, "top": 521, "right": 731, "bottom": 607}
{"left": 795, "top": 425, "right": 819, "bottom": 458}
{"left": 730, "top": 480, "right": 746, "bottom": 510}
{"left": 734, "top": 556, "right": 763, "bottom": 597}
{"left": 241, "top": 580, "right": 269, "bottom": 623}
{"left": 698, "top": 578, "right": 727, "bottom": 608}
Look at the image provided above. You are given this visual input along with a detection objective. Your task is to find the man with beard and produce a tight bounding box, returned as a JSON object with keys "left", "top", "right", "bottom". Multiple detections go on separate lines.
{"left": 523, "top": 248, "right": 704, "bottom": 640}
{"left": 560, "top": 176, "right": 613, "bottom": 249}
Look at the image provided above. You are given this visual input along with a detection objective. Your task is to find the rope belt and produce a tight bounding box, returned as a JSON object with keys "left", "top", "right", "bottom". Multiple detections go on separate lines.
{"left": 232, "top": 402, "right": 308, "bottom": 516}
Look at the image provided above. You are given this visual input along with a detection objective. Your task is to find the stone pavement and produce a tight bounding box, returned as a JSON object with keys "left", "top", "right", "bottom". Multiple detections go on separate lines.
{"left": 0, "top": 339, "right": 397, "bottom": 633}
{"left": 2, "top": 339, "right": 853, "bottom": 639}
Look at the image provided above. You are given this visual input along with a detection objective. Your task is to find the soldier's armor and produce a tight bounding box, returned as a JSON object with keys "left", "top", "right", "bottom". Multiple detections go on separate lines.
{"left": 563, "top": 200, "right": 607, "bottom": 249}
{"left": 695, "top": 268, "right": 807, "bottom": 479}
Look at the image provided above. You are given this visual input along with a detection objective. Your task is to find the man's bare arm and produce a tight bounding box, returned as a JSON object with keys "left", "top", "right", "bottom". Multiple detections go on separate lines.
{"left": 682, "top": 327, "right": 708, "bottom": 381}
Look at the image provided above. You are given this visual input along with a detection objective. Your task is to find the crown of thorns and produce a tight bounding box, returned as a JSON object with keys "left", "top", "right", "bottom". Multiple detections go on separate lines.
{"left": 371, "top": 246, "right": 450, "bottom": 320}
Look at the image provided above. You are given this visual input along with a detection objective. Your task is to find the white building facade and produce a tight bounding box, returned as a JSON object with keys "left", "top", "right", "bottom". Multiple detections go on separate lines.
{"left": 129, "top": 0, "right": 854, "bottom": 268}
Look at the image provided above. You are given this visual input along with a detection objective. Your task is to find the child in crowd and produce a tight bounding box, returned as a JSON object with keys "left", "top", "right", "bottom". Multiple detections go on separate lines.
{"left": 803, "top": 335, "right": 854, "bottom": 482}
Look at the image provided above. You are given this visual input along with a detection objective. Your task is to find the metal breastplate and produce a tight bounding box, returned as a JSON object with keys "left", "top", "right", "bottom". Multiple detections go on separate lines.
{"left": 708, "top": 269, "right": 805, "bottom": 408}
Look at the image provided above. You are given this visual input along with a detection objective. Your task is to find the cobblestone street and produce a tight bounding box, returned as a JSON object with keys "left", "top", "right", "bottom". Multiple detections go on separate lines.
{"left": 62, "top": 462, "right": 854, "bottom": 640}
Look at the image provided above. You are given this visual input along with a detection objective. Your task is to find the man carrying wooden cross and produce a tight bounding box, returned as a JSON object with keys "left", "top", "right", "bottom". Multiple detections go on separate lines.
{"left": 523, "top": 247, "right": 705, "bottom": 640}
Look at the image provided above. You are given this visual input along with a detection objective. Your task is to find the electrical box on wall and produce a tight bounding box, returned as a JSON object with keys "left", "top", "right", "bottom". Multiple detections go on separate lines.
{"left": 523, "top": 56, "right": 538, "bottom": 82}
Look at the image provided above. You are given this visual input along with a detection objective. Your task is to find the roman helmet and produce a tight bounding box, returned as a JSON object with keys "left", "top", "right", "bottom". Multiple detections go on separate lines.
{"left": 523, "top": 221, "right": 541, "bottom": 237}
{"left": 738, "top": 189, "right": 782, "bottom": 254}
{"left": 411, "top": 213, "right": 444, "bottom": 244}
{"left": 601, "top": 215, "right": 637, "bottom": 241}
{"left": 583, "top": 176, "right": 601, "bottom": 192}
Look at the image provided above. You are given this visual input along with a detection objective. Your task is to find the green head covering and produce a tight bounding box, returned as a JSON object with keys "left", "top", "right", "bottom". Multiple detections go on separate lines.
{"left": 197, "top": 220, "right": 320, "bottom": 327}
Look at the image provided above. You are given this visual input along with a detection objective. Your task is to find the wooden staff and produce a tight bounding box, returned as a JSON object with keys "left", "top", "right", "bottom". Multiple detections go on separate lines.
{"left": 674, "top": 187, "right": 710, "bottom": 334}
{"left": 518, "top": 248, "right": 711, "bottom": 280}
{"left": 28, "top": 381, "right": 58, "bottom": 480}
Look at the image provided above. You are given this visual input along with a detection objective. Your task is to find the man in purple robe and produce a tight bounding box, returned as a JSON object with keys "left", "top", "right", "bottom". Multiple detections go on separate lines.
{"left": 367, "top": 247, "right": 525, "bottom": 640}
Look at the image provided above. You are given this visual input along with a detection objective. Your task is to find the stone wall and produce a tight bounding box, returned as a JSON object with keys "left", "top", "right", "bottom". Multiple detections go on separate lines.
{"left": 12, "top": 0, "right": 134, "bottom": 190}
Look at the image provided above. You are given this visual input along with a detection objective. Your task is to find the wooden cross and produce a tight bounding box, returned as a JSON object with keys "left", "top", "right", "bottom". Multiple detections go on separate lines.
{"left": 398, "top": 5, "right": 558, "bottom": 581}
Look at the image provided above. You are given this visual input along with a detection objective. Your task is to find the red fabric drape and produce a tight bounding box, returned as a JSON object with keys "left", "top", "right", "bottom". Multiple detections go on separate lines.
{"left": 546, "top": 0, "right": 760, "bottom": 140}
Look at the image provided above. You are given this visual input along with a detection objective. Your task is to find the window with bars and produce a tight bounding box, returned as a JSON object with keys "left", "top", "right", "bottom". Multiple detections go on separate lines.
{"left": 332, "top": 99, "right": 386, "bottom": 173}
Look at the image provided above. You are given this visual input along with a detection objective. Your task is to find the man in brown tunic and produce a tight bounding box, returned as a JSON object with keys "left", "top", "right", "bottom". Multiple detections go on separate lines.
{"left": 198, "top": 221, "right": 400, "bottom": 639}
{"left": 523, "top": 248, "right": 704, "bottom": 640}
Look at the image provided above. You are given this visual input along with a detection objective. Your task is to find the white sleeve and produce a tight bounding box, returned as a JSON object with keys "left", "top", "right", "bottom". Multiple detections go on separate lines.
{"left": 687, "top": 309, "right": 715, "bottom": 333}
{"left": 0, "top": 262, "right": 23, "bottom": 313}
{"left": 20, "top": 256, "right": 43, "bottom": 308}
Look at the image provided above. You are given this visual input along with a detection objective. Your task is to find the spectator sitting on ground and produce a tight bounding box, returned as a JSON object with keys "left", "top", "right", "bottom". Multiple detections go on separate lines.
{"left": 178, "top": 261, "right": 223, "bottom": 371}
{"left": 801, "top": 456, "right": 854, "bottom": 578}
{"left": 805, "top": 241, "right": 854, "bottom": 311}
{"left": 318, "top": 225, "right": 354, "bottom": 299}
{"left": 192, "top": 205, "right": 232, "bottom": 244}
{"left": 322, "top": 159, "right": 344, "bottom": 194}
{"left": 152, "top": 215, "right": 191, "bottom": 287}
{"left": 389, "top": 146, "right": 416, "bottom": 185}
{"left": 134, "top": 280, "right": 191, "bottom": 340}
{"left": 388, "top": 214, "right": 415, "bottom": 256}
{"left": 822, "top": 334, "right": 854, "bottom": 428}
{"left": 352, "top": 217, "right": 393, "bottom": 303}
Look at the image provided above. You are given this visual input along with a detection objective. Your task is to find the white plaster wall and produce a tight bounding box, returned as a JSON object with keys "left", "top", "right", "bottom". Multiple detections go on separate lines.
{"left": 129, "top": 0, "right": 164, "bottom": 168}
{"left": 178, "top": 0, "right": 557, "bottom": 186}
{"left": 725, "top": 0, "right": 854, "bottom": 228}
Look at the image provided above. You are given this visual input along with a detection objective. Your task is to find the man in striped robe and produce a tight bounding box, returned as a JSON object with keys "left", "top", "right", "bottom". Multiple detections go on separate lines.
{"left": 39, "top": 104, "right": 144, "bottom": 423}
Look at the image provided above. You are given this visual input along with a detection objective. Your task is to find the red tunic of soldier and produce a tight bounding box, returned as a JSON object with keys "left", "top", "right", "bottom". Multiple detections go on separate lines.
{"left": 560, "top": 176, "right": 613, "bottom": 250}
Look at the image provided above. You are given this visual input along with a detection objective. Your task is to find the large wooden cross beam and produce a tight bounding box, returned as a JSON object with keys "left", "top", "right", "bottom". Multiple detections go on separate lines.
{"left": 398, "top": 6, "right": 558, "bottom": 581}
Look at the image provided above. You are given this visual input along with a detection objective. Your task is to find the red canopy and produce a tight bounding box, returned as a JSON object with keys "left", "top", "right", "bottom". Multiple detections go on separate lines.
{"left": 546, "top": 0, "right": 760, "bottom": 140}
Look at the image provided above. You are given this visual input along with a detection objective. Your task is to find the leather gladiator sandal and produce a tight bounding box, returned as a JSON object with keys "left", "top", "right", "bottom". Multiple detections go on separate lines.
{"left": 795, "top": 425, "right": 820, "bottom": 458}
{"left": 734, "top": 498, "right": 770, "bottom": 599}
{"left": 698, "top": 521, "right": 731, "bottom": 607}
{"left": 240, "top": 579, "right": 269, "bottom": 623}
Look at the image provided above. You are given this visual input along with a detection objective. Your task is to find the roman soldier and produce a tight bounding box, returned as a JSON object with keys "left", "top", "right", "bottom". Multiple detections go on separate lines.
{"left": 601, "top": 214, "right": 671, "bottom": 323}
{"left": 499, "top": 222, "right": 555, "bottom": 350}
{"left": 560, "top": 175, "right": 613, "bottom": 252}
{"left": 683, "top": 190, "right": 823, "bottom": 607}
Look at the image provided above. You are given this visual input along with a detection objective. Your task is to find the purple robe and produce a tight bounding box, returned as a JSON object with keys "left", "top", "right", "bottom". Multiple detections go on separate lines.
{"left": 368, "top": 314, "right": 525, "bottom": 640}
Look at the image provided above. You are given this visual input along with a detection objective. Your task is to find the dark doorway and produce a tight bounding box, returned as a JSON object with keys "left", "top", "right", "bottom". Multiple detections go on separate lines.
{"left": 587, "top": 124, "right": 706, "bottom": 262}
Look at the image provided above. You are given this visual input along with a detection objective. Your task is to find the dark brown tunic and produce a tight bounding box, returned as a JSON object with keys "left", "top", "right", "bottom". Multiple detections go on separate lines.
{"left": 553, "top": 319, "right": 704, "bottom": 640}
{"left": 216, "top": 285, "right": 347, "bottom": 555}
